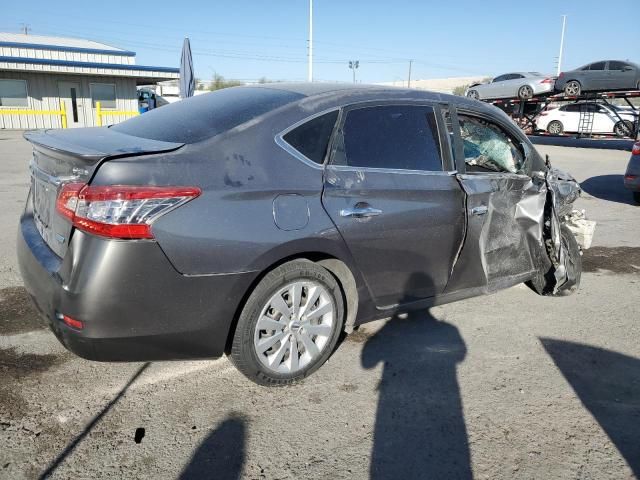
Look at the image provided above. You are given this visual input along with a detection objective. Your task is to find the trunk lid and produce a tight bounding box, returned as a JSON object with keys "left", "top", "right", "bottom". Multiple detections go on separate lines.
{"left": 25, "top": 128, "right": 183, "bottom": 258}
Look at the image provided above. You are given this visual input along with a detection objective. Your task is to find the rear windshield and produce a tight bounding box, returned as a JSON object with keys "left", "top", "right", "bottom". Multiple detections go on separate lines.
{"left": 111, "top": 87, "right": 304, "bottom": 143}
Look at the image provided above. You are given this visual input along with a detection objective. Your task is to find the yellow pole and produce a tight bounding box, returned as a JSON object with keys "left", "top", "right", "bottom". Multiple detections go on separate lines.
{"left": 96, "top": 101, "right": 102, "bottom": 127}
{"left": 60, "top": 101, "right": 67, "bottom": 129}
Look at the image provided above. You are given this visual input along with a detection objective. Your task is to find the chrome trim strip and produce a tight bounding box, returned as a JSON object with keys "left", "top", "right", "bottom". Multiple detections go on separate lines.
{"left": 326, "top": 164, "right": 455, "bottom": 176}
{"left": 29, "top": 161, "right": 78, "bottom": 186}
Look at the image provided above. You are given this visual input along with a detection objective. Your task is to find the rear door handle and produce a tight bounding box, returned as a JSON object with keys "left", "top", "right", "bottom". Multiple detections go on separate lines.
{"left": 340, "top": 206, "right": 383, "bottom": 218}
{"left": 471, "top": 205, "right": 488, "bottom": 216}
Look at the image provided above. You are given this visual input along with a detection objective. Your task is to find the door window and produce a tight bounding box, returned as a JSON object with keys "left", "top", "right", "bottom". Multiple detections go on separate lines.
{"left": 337, "top": 105, "right": 443, "bottom": 171}
{"left": 493, "top": 75, "right": 509, "bottom": 82}
{"left": 283, "top": 110, "right": 338, "bottom": 164}
{"left": 608, "top": 61, "right": 629, "bottom": 71}
{"left": 588, "top": 62, "right": 606, "bottom": 71}
{"left": 458, "top": 115, "right": 524, "bottom": 174}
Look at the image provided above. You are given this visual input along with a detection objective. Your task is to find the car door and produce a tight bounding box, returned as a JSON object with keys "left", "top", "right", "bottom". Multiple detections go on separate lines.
{"left": 444, "top": 107, "right": 540, "bottom": 294}
{"left": 486, "top": 74, "right": 509, "bottom": 98}
{"left": 593, "top": 104, "right": 614, "bottom": 133}
{"left": 502, "top": 73, "right": 525, "bottom": 98}
{"left": 560, "top": 104, "right": 581, "bottom": 132}
{"left": 607, "top": 61, "right": 636, "bottom": 89}
{"left": 585, "top": 61, "right": 608, "bottom": 90}
{"left": 321, "top": 103, "right": 466, "bottom": 307}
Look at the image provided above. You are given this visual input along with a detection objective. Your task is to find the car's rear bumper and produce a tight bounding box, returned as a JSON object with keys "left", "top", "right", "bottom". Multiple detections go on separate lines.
{"left": 17, "top": 210, "right": 257, "bottom": 361}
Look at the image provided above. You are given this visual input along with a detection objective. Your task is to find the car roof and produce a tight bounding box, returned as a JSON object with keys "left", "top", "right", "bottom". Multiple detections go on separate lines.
{"left": 246, "top": 82, "right": 467, "bottom": 106}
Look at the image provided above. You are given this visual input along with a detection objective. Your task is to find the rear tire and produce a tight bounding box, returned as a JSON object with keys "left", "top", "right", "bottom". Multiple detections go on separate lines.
{"left": 547, "top": 120, "right": 564, "bottom": 135}
{"left": 633, "top": 192, "right": 640, "bottom": 204}
{"left": 230, "top": 260, "right": 344, "bottom": 386}
{"left": 613, "top": 120, "right": 634, "bottom": 137}
{"left": 564, "top": 80, "right": 582, "bottom": 96}
{"left": 518, "top": 85, "right": 534, "bottom": 100}
{"left": 527, "top": 224, "right": 582, "bottom": 297}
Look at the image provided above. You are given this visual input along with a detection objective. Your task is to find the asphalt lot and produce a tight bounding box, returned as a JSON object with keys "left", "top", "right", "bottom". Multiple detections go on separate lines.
{"left": 1, "top": 129, "right": 639, "bottom": 480}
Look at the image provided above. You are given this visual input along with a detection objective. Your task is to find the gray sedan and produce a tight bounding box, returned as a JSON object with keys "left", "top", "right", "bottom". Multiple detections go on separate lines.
{"left": 466, "top": 72, "right": 555, "bottom": 100}
{"left": 624, "top": 141, "right": 640, "bottom": 204}
{"left": 556, "top": 60, "right": 640, "bottom": 96}
{"left": 17, "top": 84, "right": 587, "bottom": 385}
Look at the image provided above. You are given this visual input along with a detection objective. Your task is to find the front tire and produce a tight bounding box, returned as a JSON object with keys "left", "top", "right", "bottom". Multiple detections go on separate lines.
{"left": 564, "top": 80, "right": 582, "bottom": 96}
{"left": 547, "top": 120, "right": 564, "bottom": 135}
{"left": 527, "top": 224, "right": 582, "bottom": 296}
{"left": 230, "top": 260, "right": 345, "bottom": 386}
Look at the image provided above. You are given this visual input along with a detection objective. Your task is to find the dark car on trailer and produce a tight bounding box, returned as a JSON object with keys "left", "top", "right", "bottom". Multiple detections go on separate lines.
{"left": 18, "top": 84, "right": 587, "bottom": 386}
{"left": 556, "top": 60, "right": 640, "bottom": 96}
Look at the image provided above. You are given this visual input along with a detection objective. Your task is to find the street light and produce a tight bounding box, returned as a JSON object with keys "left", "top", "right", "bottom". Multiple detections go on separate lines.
{"left": 348, "top": 60, "right": 359, "bottom": 84}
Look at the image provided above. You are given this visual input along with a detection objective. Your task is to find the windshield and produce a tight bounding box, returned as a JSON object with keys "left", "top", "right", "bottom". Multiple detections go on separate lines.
{"left": 112, "top": 87, "right": 303, "bottom": 143}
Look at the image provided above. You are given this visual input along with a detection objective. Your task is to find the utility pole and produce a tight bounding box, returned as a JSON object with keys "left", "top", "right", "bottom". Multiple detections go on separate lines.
{"left": 556, "top": 15, "right": 567, "bottom": 76}
{"left": 307, "top": 0, "right": 313, "bottom": 82}
{"left": 20, "top": 23, "right": 31, "bottom": 35}
{"left": 408, "top": 60, "right": 413, "bottom": 88}
{"left": 348, "top": 60, "right": 359, "bottom": 84}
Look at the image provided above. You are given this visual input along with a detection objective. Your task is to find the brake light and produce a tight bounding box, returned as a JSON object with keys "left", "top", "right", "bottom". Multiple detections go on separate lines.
{"left": 540, "top": 78, "right": 553, "bottom": 84}
{"left": 632, "top": 142, "right": 640, "bottom": 155}
{"left": 56, "top": 184, "right": 201, "bottom": 239}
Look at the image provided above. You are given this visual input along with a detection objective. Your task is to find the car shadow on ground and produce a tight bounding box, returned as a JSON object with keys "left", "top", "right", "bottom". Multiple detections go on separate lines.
{"left": 579, "top": 174, "right": 637, "bottom": 205}
{"left": 179, "top": 414, "right": 246, "bottom": 480}
{"left": 361, "top": 272, "right": 472, "bottom": 479}
{"left": 541, "top": 338, "right": 640, "bottom": 477}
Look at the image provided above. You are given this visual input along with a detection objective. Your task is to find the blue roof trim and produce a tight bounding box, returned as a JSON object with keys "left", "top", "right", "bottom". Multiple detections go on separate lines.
{"left": 0, "top": 56, "right": 180, "bottom": 73}
{"left": 0, "top": 41, "right": 136, "bottom": 57}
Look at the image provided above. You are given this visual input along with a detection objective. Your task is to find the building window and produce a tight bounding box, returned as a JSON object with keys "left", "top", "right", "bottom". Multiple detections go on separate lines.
{"left": 0, "top": 79, "right": 28, "bottom": 107}
{"left": 90, "top": 83, "right": 116, "bottom": 109}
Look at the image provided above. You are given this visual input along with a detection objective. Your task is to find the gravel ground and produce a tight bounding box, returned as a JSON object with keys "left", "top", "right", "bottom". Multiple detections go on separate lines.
{"left": 0, "top": 130, "right": 638, "bottom": 480}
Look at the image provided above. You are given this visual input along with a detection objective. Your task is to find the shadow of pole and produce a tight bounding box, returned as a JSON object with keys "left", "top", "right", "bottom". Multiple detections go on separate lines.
{"left": 541, "top": 338, "right": 640, "bottom": 477}
{"left": 179, "top": 414, "right": 246, "bottom": 480}
{"left": 39, "top": 362, "right": 151, "bottom": 480}
{"left": 361, "top": 272, "right": 471, "bottom": 479}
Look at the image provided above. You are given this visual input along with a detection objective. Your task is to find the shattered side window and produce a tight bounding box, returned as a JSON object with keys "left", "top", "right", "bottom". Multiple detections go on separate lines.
{"left": 458, "top": 115, "right": 524, "bottom": 174}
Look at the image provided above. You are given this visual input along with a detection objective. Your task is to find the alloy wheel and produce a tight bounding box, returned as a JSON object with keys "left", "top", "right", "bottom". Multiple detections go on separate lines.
{"left": 253, "top": 281, "right": 335, "bottom": 374}
{"left": 467, "top": 90, "right": 479, "bottom": 100}
{"left": 565, "top": 81, "right": 581, "bottom": 96}
{"left": 548, "top": 121, "right": 563, "bottom": 135}
{"left": 519, "top": 85, "right": 533, "bottom": 99}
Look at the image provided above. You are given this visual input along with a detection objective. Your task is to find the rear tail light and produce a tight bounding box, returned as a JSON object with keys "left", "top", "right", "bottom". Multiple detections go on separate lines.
{"left": 632, "top": 142, "right": 640, "bottom": 155}
{"left": 56, "top": 184, "right": 201, "bottom": 239}
{"left": 540, "top": 78, "right": 554, "bottom": 84}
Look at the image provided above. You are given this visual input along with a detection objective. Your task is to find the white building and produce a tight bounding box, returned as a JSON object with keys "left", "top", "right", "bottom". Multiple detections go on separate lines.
{"left": 0, "top": 33, "right": 179, "bottom": 129}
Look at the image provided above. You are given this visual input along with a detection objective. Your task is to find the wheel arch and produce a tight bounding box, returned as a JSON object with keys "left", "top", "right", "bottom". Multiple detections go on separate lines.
{"left": 223, "top": 251, "right": 360, "bottom": 355}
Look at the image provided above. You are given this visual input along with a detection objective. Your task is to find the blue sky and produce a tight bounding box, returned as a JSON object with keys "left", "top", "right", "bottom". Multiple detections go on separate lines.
{"left": 2, "top": 0, "right": 638, "bottom": 83}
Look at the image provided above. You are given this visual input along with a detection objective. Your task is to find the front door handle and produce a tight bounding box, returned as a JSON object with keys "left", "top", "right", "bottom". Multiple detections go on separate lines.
{"left": 340, "top": 206, "right": 383, "bottom": 218}
{"left": 471, "top": 205, "right": 488, "bottom": 216}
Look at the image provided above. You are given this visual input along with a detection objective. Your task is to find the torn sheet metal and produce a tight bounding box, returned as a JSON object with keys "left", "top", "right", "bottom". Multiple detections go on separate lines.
{"left": 542, "top": 166, "right": 591, "bottom": 294}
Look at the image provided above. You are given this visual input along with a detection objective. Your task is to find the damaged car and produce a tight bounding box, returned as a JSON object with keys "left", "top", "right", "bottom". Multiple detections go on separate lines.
{"left": 17, "top": 84, "right": 594, "bottom": 386}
